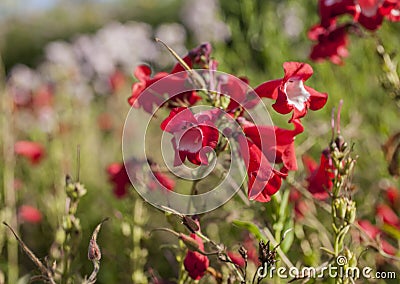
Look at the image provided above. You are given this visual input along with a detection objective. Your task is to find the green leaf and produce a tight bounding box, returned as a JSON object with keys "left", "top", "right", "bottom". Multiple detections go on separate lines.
{"left": 381, "top": 223, "right": 400, "bottom": 240}
{"left": 232, "top": 220, "right": 267, "bottom": 241}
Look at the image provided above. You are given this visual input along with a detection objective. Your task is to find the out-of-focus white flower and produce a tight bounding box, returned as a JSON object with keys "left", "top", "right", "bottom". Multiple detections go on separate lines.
{"left": 8, "top": 64, "right": 41, "bottom": 91}
{"left": 278, "top": 2, "right": 305, "bottom": 39}
{"left": 181, "top": 0, "right": 230, "bottom": 43}
{"left": 155, "top": 23, "right": 187, "bottom": 67}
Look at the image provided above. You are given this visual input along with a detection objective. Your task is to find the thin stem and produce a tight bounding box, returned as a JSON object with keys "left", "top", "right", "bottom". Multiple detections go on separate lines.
{"left": 336, "top": 100, "right": 343, "bottom": 135}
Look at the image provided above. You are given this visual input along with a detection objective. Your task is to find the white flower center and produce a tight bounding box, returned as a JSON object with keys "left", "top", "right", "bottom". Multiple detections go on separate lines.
{"left": 283, "top": 78, "right": 310, "bottom": 111}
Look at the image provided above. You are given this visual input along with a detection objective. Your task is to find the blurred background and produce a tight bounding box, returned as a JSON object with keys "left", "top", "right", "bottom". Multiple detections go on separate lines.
{"left": 0, "top": 0, "right": 399, "bottom": 283}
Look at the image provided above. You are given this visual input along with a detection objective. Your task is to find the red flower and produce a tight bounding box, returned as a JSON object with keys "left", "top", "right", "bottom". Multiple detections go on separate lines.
{"left": 161, "top": 107, "right": 219, "bottom": 166}
{"left": 255, "top": 62, "right": 328, "bottom": 121}
{"left": 289, "top": 189, "right": 308, "bottom": 219}
{"left": 358, "top": 220, "right": 397, "bottom": 255}
{"left": 376, "top": 204, "right": 400, "bottom": 229}
{"left": 128, "top": 44, "right": 211, "bottom": 112}
{"left": 308, "top": 24, "right": 349, "bottom": 65}
{"left": 128, "top": 65, "right": 169, "bottom": 113}
{"left": 302, "top": 150, "right": 334, "bottom": 199}
{"left": 242, "top": 119, "right": 304, "bottom": 171}
{"left": 385, "top": 0, "right": 400, "bottom": 21}
{"left": 109, "top": 69, "right": 126, "bottom": 93}
{"left": 356, "top": 0, "right": 399, "bottom": 30}
{"left": 183, "top": 233, "right": 209, "bottom": 280}
{"left": 386, "top": 186, "right": 400, "bottom": 210}
{"left": 107, "top": 160, "right": 176, "bottom": 198}
{"left": 227, "top": 251, "right": 245, "bottom": 267}
{"left": 107, "top": 162, "right": 131, "bottom": 198}
{"left": 149, "top": 171, "right": 175, "bottom": 191}
{"left": 318, "top": 0, "right": 358, "bottom": 28}
{"left": 18, "top": 205, "right": 42, "bottom": 224}
{"left": 242, "top": 235, "right": 259, "bottom": 264}
{"left": 238, "top": 135, "right": 287, "bottom": 202}
{"left": 14, "top": 141, "right": 45, "bottom": 165}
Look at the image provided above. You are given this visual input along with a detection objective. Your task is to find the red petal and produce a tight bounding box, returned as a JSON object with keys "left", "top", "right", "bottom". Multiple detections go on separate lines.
{"left": 134, "top": 65, "right": 152, "bottom": 80}
{"left": 283, "top": 62, "right": 313, "bottom": 82}
{"left": 254, "top": 79, "right": 282, "bottom": 100}
{"left": 305, "top": 86, "right": 328, "bottom": 111}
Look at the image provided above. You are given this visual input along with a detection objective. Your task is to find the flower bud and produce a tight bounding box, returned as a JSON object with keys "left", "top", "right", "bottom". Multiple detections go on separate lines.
{"left": 345, "top": 200, "right": 356, "bottom": 224}
{"left": 179, "top": 233, "right": 201, "bottom": 252}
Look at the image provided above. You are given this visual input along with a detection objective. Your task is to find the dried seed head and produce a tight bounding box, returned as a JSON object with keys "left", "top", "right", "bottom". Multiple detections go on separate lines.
{"left": 88, "top": 238, "right": 101, "bottom": 261}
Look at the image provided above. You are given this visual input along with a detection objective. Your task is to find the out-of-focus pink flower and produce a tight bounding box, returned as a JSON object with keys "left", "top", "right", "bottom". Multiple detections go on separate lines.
{"left": 242, "top": 234, "right": 259, "bottom": 264}
{"left": 97, "top": 113, "right": 113, "bottom": 131}
{"left": 14, "top": 141, "right": 45, "bottom": 165}
{"left": 376, "top": 204, "right": 400, "bottom": 229}
{"left": 358, "top": 220, "right": 397, "bottom": 255}
{"left": 183, "top": 233, "right": 209, "bottom": 280}
{"left": 227, "top": 251, "right": 245, "bottom": 267}
{"left": 149, "top": 171, "right": 175, "bottom": 191}
{"left": 308, "top": 24, "right": 349, "bottom": 65}
{"left": 18, "top": 205, "right": 42, "bottom": 224}
{"left": 255, "top": 62, "right": 328, "bottom": 122}
{"left": 303, "top": 150, "right": 334, "bottom": 199}
{"left": 109, "top": 69, "right": 126, "bottom": 93}
{"left": 289, "top": 189, "right": 308, "bottom": 219}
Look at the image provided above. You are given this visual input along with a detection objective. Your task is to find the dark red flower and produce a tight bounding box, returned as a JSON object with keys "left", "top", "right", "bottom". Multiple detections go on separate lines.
{"left": 318, "top": 0, "right": 358, "bottom": 28}
{"left": 238, "top": 135, "right": 287, "bottom": 202}
{"left": 302, "top": 150, "right": 334, "bottom": 199}
{"left": 161, "top": 107, "right": 219, "bottom": 166}
{"left": 14, "top": 141, "right": 45, "bottom": 165}
{"left": 183, "top": 233, "right": 209, "bottom": 280}
{"left": 18, "top": 205, "right": 42, "bottom": 224}
{"left": 376, "top": 204, "right": 400, "bottom": 229}
{"left": 242, "top": 119, "right": 304, "bottom": 171}
{"left": 358, "top": 220, "right": 397, "bottom": 255}
{"left": 107, "top": 162, "right": 131, "bottom": 198}
{"left": 255, "top": 62, "right": 328, "bottom": 122}
{"left": 309, "top": 24, "right": 349, "bottom": 65}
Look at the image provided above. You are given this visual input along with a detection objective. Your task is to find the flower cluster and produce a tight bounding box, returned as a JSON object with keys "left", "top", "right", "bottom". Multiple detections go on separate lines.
{"left": 127, "top": 42, "right": 328, "bottom": 203}
{"left": 309, "top": 0, "right": 400, "bottom": 64}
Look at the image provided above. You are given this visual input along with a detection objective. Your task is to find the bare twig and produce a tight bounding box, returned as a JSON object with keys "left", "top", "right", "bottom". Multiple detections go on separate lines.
{"left": 3, "top": 222, "right": 56, "bottom": 284}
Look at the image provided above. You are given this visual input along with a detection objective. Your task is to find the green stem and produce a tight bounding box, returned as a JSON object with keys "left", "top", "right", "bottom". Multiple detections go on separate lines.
{"left": 1, "top": 54, "right": 19, "bottom": 284}
{"left": 131, "top": 197, "right": 147, "bottom": 283}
